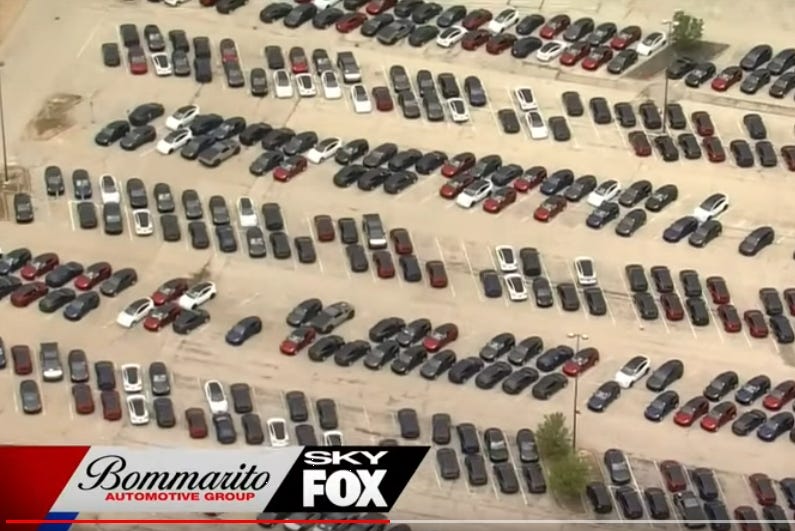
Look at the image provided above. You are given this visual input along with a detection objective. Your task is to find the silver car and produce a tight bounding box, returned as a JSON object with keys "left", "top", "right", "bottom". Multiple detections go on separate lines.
{"left": 198, "top": 139, "right": 241, "bottom": 168}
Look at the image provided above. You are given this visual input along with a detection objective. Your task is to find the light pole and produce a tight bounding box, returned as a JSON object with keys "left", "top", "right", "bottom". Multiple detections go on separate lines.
{"left": 660, "top": 13, "right": 681, "bottom": 135}
{"left": 0, "top": 61, "right": 8, "bottom": 182}
{"left": 567, "top": 332, "right": 589, "bottom": 449}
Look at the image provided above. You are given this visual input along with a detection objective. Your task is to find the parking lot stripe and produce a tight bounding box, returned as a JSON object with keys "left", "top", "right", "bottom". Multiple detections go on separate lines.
{"left": 361, "top": 405, "right": 377, "bottom": 444}
{"left": 11, "top": 386, "right": 20, "bottom": 413}
{"left": 504, "top": 440, "right": 528, "bottom": 505}
{"left": 460, "top": 240, "right": 484, "bottom": 302}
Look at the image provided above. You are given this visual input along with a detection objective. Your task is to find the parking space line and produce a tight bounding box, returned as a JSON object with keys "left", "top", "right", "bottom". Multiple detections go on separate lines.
{"left": 67, "top": 201, "right": 77, "bottom": 231}
{"left": 12, "top": 387, "right": 20, "bottom": 413}
{"left": 504, "top": 441, "right": 528, "bottom": 505}
{"left": 460, "top": 240, "right": 484, "bottom": 302}
{"left": 362, "top": 405, "right": 376, "bottom": 444}
{"left": 605, "top": 296, "right": 617, "bottom": 325}
{"left": 566, "top": 262, "right": 589, "bottom": 320}
{"left": 710, "top": 311, "right": 726, "bottom": 343}
{"left": 124, "top": 207, "right": 134, "bottom": 241}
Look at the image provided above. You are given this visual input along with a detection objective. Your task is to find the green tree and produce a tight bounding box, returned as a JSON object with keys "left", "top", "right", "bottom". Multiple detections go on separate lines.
{"left": 548, "top": 452, "right": 591, "bottom": 500}
{"left": 671, "top": 10, "right": 704, "bottom": 51}
{"left": 535, "top": 412, "right": 572, "bottom": 461}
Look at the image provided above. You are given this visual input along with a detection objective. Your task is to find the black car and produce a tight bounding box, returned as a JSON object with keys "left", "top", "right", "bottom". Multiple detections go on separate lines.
{"left": 284, "top": 4, "right": 318, "bottom": 27}
{"left": 607, "top": 49, "right": 638, "bottom": 74}
{"left": 653, "top": 135, "right": 679, "bottom": 161}
{"left": 335, "top": 139, "right": 369, "bottom": 165}
{"left": 586, "top": 202, "right": 620, "bottom": 229}
{"left": 703, "top": 501, "right": 730, "bottom": 531}
{"left": 363, "top": 14, "right": 396, "bottom": 37}
{"left": 740, "top": 44, "right": 773, "bottom": 71}
{"left": 666, "top": 103, "right": 687, "bottom": 129}
{"left": 587, "top": 381, "right": 622, "bottom": 412}
{"left": 391, "top": 346, "right": 428, "bottom": 375}
{"left": 45, "top": 261, "right": 84, "bottom": 288}
{"left": 225, "top": 316, "right": 263, "bottom": 346}
{"left": 479, "top": 333, "right": 515, "bottom": 362}
{"left": 313, "top": 7, "right": 344, "bottom": 28}
{"left": 646, "top": 360, "right": 684, "bottom": 392}
{"left": 739, "top": 226, "right": 775, "bottom": 256}
{"left": 535, "top": 346, "right": 574, "bottom": 372}
{"left": 419, "top": 349, "right": 456, "bottom": 379}
{"left": 744, "top": 113, "right": 767, "bottom": 140}
{"left": 408, "top": 24, "right": 439, "bottom": 46}
{"left": 687, "top": 219, "right": 722, "bottom": 248}
{"left": 415, "top": 150, "right": 447, "bottom": 174}
{"left": 564, "top": 175, "right": 597, "bottom": 202}
{"left": 448, "top": 357, "right": 485, "bottom": 384}
{"left": 369, "top": 317, "right": 406, "bottom": 343}
{"left": 645, "top": 184, "right": 678, "bottom": 212}
{"left": 732, "top": 409, "right": 767, "bottom": 436}
{"left": 363, "top": 340, "right": 400, "bottom": 370}
{"left": 0, "top": 248, "right": 31, "bottom": 275}
{"left": 181, "top": 134, "right": 215, "bottom": 160}
{"left": 0, "top": 276, "right": 22, "bottom": 299}
{"left": 475, "top": 361, "right": 513, "bottom": 389}
{"left": 603, "top": 448, "right": 631, "bottom": 485}
{"left": 539, "top": 169, "right": 574, "bottom": 195}
{"left": 645, "top": 487, "right": 671, "bottom": 520}
{"left": 43, "top": 166, "right": 65, "bottom": 196}
{"left": 770, "top": 315, "right": 795, "bottom": 344}
{"left": 531, "top": 373, "right": 567, "bottom": 400}
{"left": 126, "top": 178, "right": 147, "bottom": 209}
{"left": 260, "top": 2, "right": 292, "bottom": 22}
{"left": 63, "top": 291, "right": 101, "bottom": 321}
{"left": 677, "top": 133, "right": 702, "bottom": 159}
{"left": 741, "top": 68, "right": 772, "bottom": 94}
{"left": 663, "top": 216, "right": 699, "bottom": 243}
{"left": 586, "top": 482, "right": 613, "bottom": 514}
{"left": 614, "top": 209, "right": 647, "bottom": 237}
{"left": 685, "top": 62, "right": 716, "bottom": 87}
{"left": 129, "top": 103, "right": 165, "bottom": 126}
{"left": 770, "top": 71, "right": 795, "bottom": 97}
{"left": 685, "top": 297, "right": 709, "bottom": 326}
{"left": 760, "top": 287, "right": 784, "bottom": 316}
{"left": 616, "top": 486, "right": 644, "bottom": 519}
{"left": 690, "top": 468, "right": 719, "bottom": 501}
{"left": 734, "top": 374, "right": 771, "bottom": 405}
{"left": 756, "top": 140, "right": 777, "bottom": 167}
{"left": 674, "top": 491, "right": 707, "bottom": 528}
{"left": 334, "top": 340, "right": 371, "bottom": 367}
{"left": 99, "top": 268, "right": 137, "bottom": 297}
{"left": 436, "top": 4, "right": 466, "bottom": 27}
{"left": 334, "top": 165, "right": 367, "bottom": 188}
{"left": 173, "top": 308, "right": 211, "bottom": 335}
{"left": 39, "top": 288, "right": 76, "bottom": 313}
{"left": 119, "top": 125, "right": 156, "bottom": 150}
{"left": 667, "top": 56, "right": 696, "bottom": 79}
{"left": 703, "top": 371, "right": 739, "bottom": 401}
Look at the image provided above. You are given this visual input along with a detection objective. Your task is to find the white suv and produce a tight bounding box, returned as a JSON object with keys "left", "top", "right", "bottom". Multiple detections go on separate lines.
{"left": 574, "top": 256, "right": 597, "bottom": 286}
{"left": 204, "top": 380, "right": 228, "bottom": 414}
{"left": 614, "top": 356, "right": 651, "bottom": 388}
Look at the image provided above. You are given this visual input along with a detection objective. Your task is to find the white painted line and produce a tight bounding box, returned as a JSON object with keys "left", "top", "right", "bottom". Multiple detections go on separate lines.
{"left": 362, "top": 404, "right": 376, "bottom": 444}
{"left": 67, "top": 386, "right": 75, "bottom": 420}
{"left": 76, "top": 21, "right": 102, "bottom": 59}
{"left": 605, "top": 295, "right": 617, "bottom": 325}
{"left": 431, "top": 462, "right": 443, "bottom": 489}
{"left": 67, "top": 201, "right": 77, "bottom": 231}
{"left": 12, "top": 387, "right": 20, "bottom": 413}
{"left": 618, "top": 265, "right": 645, "bottom": 327}
{"left": 460, "top": 239, "right": 484, "bottom": 302}
{"left": 711, "top": 311, "right": 726, "bottom": 343}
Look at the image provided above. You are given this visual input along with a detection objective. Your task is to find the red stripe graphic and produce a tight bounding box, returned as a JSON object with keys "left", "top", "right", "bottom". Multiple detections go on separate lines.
{"left": 0, "top": 446, "right": 91, "bottom": 531}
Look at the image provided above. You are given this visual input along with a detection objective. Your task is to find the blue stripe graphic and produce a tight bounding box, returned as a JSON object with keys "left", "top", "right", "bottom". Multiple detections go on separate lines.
{"left": 38, "top": 511, "right": 78, "bottom": 531}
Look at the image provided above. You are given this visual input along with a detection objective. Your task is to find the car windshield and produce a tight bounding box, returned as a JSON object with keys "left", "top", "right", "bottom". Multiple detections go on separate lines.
{"left": 743, "top": 384, "right": 759, "bottom": 393}
{"left": 209, "top": 384, "right": 223, "bottom": 400}
{"left": 578, "top": 261, "right": 593, "bottom": 276}
{"left": 150, "top": 305, "right": 171, "bottom": 319}
{"left": 595, "top": 390, "right": 611, "bottom": 399}
{"left": 125, "top": 368, "right": 139, "bottom": 382}
{"left": 107, "top": 214, "right": 121, "bottom": 222}
{"left": 288, "top": 331, "right": 306, "bottom": 342}
{"left": 507, "top": 277, "right": 523, "bottom": 290}
{"left": 621, "top": 364, "right": 639, "bottom": 375}
{"left": 683, "top": 498, "right": 699, "bottom": 508}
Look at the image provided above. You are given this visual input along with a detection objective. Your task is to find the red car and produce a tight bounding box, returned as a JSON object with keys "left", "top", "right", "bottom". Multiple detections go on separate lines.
{"left": 717, "top": 304, "right": 742, "bottom": 332}
{"left": 439, "top": 173, "right": 475, "bottom": 198}
{"left": 72, "top": 384, "right": 95, "bottom": 415}
{"left": 274, "top": 156, "right": 308, "bottom": 181}
{"left": 659, "top": 460, "right": 687, "bottom": 492}
{"left": 629, "top": 131, "right": 652, "bottom": 157}
{"left": 20, "top": 252, "right": 59, "bottom": 280}
{"left": 673, "top": 396, "right": 710, "bottom": 427}
{"left": 711, "top": 66, "right": 742, "bottom": 91}
{"left": 389, "top": 228, "right": 413, "bottom": 255}
{"left": 372, "top": 86, "right": 394, "bottom": 112}
{"left": 461, "top": 9, "right": 492, "bottom": 30}
{"left": 706, "top": 276, "right": 730, "bottom": 304}
{"left": 11, "top": 345, "right": 33, "bottom": 375}
{"left": 734, "top": 506, "right": 763, "bottom": 531}
{"left": 744, "top": 310, "right": 769, "bottom": 338}
{"left": 128, "top": 47, "right": 148, "bottom": 75}
{"left": 539, "top": 14, "right": 570, "bottom": 39}
{"left": 660, "top": 293, "right": 684, "bottom": 321}
{"left": 10, "top": 282, "right": 49, "bottom": 307}
{"left": 365, "top": 0, "right": 395, "bottom": 15}
{"left": 581, "top": 46, "right": 613, "bottom": 70}
{"left": 336, "top": 12, "right": 368, "bottom": 33}
{"left": 422, "top": 322, "right": 459, "bottom": 352}
{"left": 143, "top": 302, "right": 182, "bottom": 332}
{"left": 461, "top": 30, "right": 491, "bottom": 51}
{"left": 762, "top": 380, "right": 795, "bottom": 410}
{"left": 441, "top": 152, "right": 476, "bottom": 177}
{"left": 426, "top": 260, "right": 448, "bottom": 288}
{"left": 699, "top": 401, "right": 737, "bottom": 432}
{"left": 559, "top": 42, "right": 591, "bottom": 66}
{"left": 186, "top": 407, "right": 209, "bottom": 439}
{"left": 781, "top": 145, "right": 795, "bottom": 171}
{"left": 533, "top": 195, "right": 566, "bottom": 221}
{"left": 101, "top": 390, "right": 122, "bottom": 421}
{"left": 151, "top": 277, "right": 189, "bottom": 306}
{"left": 514, "top": 166, "right": 547, "bottom": 192}
{"left": 610, "top": 25, "right": 641, "bottom": 50}
{"left": 485, "top": 34, "right": 516, "bottom": 55}
{"left": 783, "top": 288, "right": 795, "bottom": 315}
{"left": 289, "top": 46, "right": 309, "bottom": 74}
{"left": 561, "top": 347, "right": 599, "bottom": 376}
{"left": 74, "top": 261, "right": 112, "bottom": 290}
{"left": 691, "top": 111, "right": 715, "bottom": 137}
{"left": 702, "top": 136, "right": 726, "bottom": 162}
{"left": 483, "top": 188, "right": 517, "bottom": 213}
{"left": 373, "top": 251, "right": 395, "bottom": 279}
{"left": 280, "top": 326, "right": 316, "bottom": 355}
{"left": 749, "top": 474, "right": 777, "bottom": 506}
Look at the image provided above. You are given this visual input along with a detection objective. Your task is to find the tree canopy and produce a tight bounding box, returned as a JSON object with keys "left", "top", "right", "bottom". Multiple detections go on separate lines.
{"left": 671, "top": 10, "right": 705, "bottom": 51}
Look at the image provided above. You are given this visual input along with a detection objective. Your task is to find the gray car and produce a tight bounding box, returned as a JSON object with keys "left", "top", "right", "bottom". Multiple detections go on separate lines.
{"left": 44, "top": 165, "right": 65, "bottom": 196}
{"left": 102, "top": 202, "right": 124, "bottom": 235}
{"left": 20, "top": 380, "right": 42, "bottom": 414}
{"left": 310, "top": 302, "right": 355, "bottom": 334}
{"left": 198, "top": 139, "right": 241, "bottom": 167}
{"left": 377, "top": 20, "right": 415, "bottom": 45}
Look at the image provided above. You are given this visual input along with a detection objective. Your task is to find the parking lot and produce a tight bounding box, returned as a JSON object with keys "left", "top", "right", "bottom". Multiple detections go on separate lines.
{"left": 2, "top": 0, "right": 795, "bottom": 526}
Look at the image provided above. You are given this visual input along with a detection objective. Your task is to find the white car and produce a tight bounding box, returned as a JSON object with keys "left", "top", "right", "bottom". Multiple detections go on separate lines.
{"left": 456, "top": 179, "right": 494, "bottom": 208}
{"left": 323, "top": 430, "right": 344, "bottom": 446}
{"left": 132, "top": 209, "right": 154, "bottom": 236}
{"left": 164, "top": 0, "right": 190, "bottom": 5}
{"left": 306, "top": 137, "right": 342, "bottom": 164}
{"left": 178, "top": 281, "right": 217, "bottom": 310}
{"left": 487, "top": 8, "right": 520, "bottom": 34}
{"left": 351, "top": 84, "right": 372, "bottom": 113}
{"left": 295, "top": 73, "right": 317, "bottom": 97}
{"left": 151, "top": 52, "right": 173, "bottom": 76}
{"left": 156, "top": 127, "right": 192, "bottom": 154}
{"left": 587, "top": 180, "right": 622, "bottom": 207}
{"left": 693, "top": 193, "right": 730, "bottom": 223}
{"left": 526, "top": 111, "right": 548, "bottom": 139}
{"left": 536, "top": 41, "right": 565, "bottom": 62}
{"left": 495, "top": 245, "right": 518, "bottom": 272}
{"left": 165, "top": 104, "right": 200, "bottom": 130}
{"left": 574, "top": 256, "right": 597, "bottom": 286}
{"left": 116, "top": 297, "right": 155, "bottom": 328}
{"left": 614, "top": 355, "right": 651, "bottom": 389}
{"left": 237, "top": 197, "right": 258, "bottom": 227}
{"left": 204, "top": 380, "right": 228, "bottom": 414}
{"left": 99, "top": 174, "right": 121, "bottom": 204}
{"left": 121, "top": 363, "right": 144, "bottom": 393}
{"left": 636, "top": 32, "right": 667, "bottom": 56}
{"left": 448, "top": 98, "right": 470, "bottom": 123}
{"left": 313, "top": 0, "right": 339, "bottom": 8}
{"left": 273, "top": 70, "right": 294, "bottom": 99}
{"left": 436, "top": 26, "right": 466, "bottom": 48}
{"left": 503, "top": 273, "right": 528, "bottom": 301}
{"left": 320, "top": 70, "right": 342, "bottom": 99}
{"left": 126, "top": 395, "right": 149, "bottom": 425}
{"left": 267, "top": 418, "right": 290, "bottom": 447}
{"left": 514, "top": 88, "right": 538, "bottom": 111}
